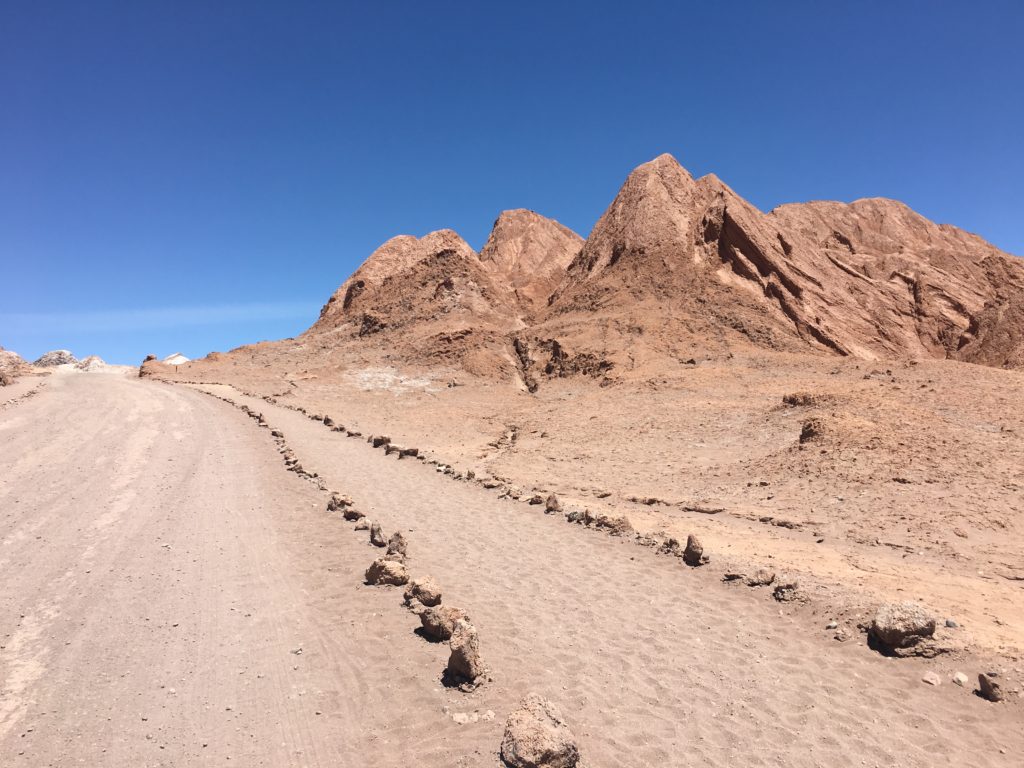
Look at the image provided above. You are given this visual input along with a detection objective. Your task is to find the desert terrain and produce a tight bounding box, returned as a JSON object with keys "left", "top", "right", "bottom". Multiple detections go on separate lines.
{"left": 3, "top": 154, "right": 1023, "bottom": 766}
{"left": 1, "top": 366, "right": 1022, "bottom": 767}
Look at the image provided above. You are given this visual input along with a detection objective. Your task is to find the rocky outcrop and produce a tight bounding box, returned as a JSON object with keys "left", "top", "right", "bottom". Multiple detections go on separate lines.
{"left": 533, "top": 153, "right": 1024, "bottom": 375}
{"left": 33, "top": 350, "right": 78, "bottom": 367}
{"left": 310, "top": 229, "right": 519, "bottom": 337}
{"left": 0, "top": 347, "right": 30, "bottom": 384}
{"left": 248, "top": 153, "right": 1024, "bottom": 383}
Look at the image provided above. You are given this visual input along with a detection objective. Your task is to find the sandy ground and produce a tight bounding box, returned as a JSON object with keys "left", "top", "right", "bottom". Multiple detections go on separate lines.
{"left": 5, "top": 370, "right": 1018, "bottom": 766}
{"left": 158, "top": 346, "right": 1024, "bottom": 662}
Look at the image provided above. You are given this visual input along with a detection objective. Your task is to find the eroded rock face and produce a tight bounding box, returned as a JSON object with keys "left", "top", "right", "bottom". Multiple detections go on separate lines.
{"left": 870, "top": 601, "right": 936, "bottom": 651}
{"left": 364, "top": 558, "right": 409, "bottom": 586}
{"left": 478, "top": 209, "right": 583, "bottom": 316}
{"left": 500, "top": 693, "right": 581, "bottom": 768}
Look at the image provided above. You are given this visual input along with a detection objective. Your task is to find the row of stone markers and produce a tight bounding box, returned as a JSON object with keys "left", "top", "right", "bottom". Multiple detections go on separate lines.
{"left": 190, "top": 385, "right": 589, "bottom": 765}
{"left": 328, "top": 492, "right": 586, "bottom": 766}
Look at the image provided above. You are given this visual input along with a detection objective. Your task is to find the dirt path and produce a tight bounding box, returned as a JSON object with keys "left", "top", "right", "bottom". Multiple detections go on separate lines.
{"left": 183, "top": 381, "right": 1022, "bottom": 768}
{"left": 0, "top": 372, "right": 447, "bottom": 766}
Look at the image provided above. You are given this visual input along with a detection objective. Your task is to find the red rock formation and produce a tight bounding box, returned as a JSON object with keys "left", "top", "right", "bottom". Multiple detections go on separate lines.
{"left": 304, "top": 153, "right": 1024, "bottom": 384}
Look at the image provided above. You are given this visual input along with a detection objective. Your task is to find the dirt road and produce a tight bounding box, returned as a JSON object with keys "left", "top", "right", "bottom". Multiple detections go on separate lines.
{"left": 1, "top": 372, "right": 1020, "bottom": 767}
{"left": 0, "top": 372, "right": 437, "bottom": 766}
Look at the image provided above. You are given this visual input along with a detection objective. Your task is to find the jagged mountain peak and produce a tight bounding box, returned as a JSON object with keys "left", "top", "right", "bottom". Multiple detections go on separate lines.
{"left": 479, "top": 209, "right": 583, "bottom": 314}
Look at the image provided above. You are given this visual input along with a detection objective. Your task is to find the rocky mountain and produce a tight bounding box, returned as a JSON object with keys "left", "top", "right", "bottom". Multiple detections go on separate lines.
{"left": 296, "top": 153, "right": 1023, "bottom": 387}
{"left": 478, "top": 209, "right": 583, "bottom": 316}
{"left": 310, "top": 229, "right": 520, "bottom": 339}
{"left": 515, "top": 154, "right": 1024, "bottom": 383}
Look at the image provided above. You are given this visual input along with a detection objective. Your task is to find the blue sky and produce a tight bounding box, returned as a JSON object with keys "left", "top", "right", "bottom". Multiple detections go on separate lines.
{"left": 2, "top": 1, "right": 1022, "bottom": 364}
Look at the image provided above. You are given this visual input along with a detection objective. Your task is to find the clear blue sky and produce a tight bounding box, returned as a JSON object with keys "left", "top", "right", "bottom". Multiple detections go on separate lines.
{"left": 2, "top": 1, "right": 1022, "bottom": 364}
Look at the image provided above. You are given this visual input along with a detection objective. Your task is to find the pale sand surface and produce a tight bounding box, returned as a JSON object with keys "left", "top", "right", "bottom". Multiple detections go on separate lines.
{"left": 2, "top": 373, "right": 1021, "bottom": 767}
{"left": 161, "top": 348, "right": 1024, "bottom": 660}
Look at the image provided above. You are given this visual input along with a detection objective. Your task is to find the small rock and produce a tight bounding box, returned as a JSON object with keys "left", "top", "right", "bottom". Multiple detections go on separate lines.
{"left": 369, "top": 523, "right": 387, "bottom": 548}
{"left": 544, "top": 494, "right": 562, "bottom": 514}
{"left": 870, "top": 601, "right": 936, "bottom": 652}
{"left": 420, "top": 605, "right": 470, "bottom": 642}
{"left": 386, "top": 531, "right": 408, "bottom": 561}
{"left": 682, "top": 534, "right": 704, "bottom": 567}
{"left": 528, "top": 495, "right": 544, "bottom": 505}
{"left": 500, "top": 693, "right": 581, "bottom": 768}
{"left": 371, "top": 435, "right": 391, "bottom": 448}
{"left": 327, "top": 493, "right": 353, "bottom": 512}
{"left": 978, "top": 672, "right": 1003, "bottom": 702}
{"left": 922, "top": 671, "right": 941, "bottom": 686}
{"left": 945, "top": 618, "right": 958, "bottom": 628}
{"left": 354, "top": 519, "right": 370, "bottom": 531}
{"left": 772, "top": 576, "right": 799, "bottom": 602}
{"left": 323, "top": 416, "right": 334, "bottom": 427}
{"left": 446, "top": 620, "right": 485, "bottom": 686}
{"left": 342, "top": 508, "right": 365, "bottom": 521}
{"left": 364, "top": 558, "right": 409, "bottom": 586}
{"left": 659, "top": 538, "right": 683, "bottom": 557}
{"left": 593, "top": 514, "right": 633, "bottom": 536}
{"left": 746, "top": 569, "right": 775, "bottom": 587}
{"left": 826, "top": 621, "right": 838, "bottom": 630}
{"left": 404, "top": 577, "right": 442, "bottom": 608}
{"left": 952, "top": 672, "right": 969, "bottom": 687}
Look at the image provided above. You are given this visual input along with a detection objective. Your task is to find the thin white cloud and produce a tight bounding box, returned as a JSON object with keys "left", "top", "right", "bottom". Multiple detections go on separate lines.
{"left": 0, "top": 301, "right": 320, "bottom": 334}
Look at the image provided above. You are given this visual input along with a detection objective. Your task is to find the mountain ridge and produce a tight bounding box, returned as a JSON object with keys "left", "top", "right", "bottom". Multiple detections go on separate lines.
{"left": 294, "top": 152, "right": 1024, "bottom": 387}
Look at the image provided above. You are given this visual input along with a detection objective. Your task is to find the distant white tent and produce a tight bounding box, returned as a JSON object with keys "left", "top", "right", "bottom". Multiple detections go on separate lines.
{"left": 163, "top": 353, "right": 190, "bottom": 365}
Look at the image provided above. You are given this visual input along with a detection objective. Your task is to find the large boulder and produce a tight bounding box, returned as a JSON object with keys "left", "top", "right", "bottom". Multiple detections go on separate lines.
{"left": 870, "top": 602, "right": 936, "bottom": 651}
{"left": 364, "top": 558, "right": 409, "bottom": 586}
{"left": 446, "top": 619, "right": 485, "bottom": 686}
{"left": 500, "top": 693, "right": 582, "bottom": 768}
{"left": 420, "top": 605, "right": 470, "bottom": 641}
